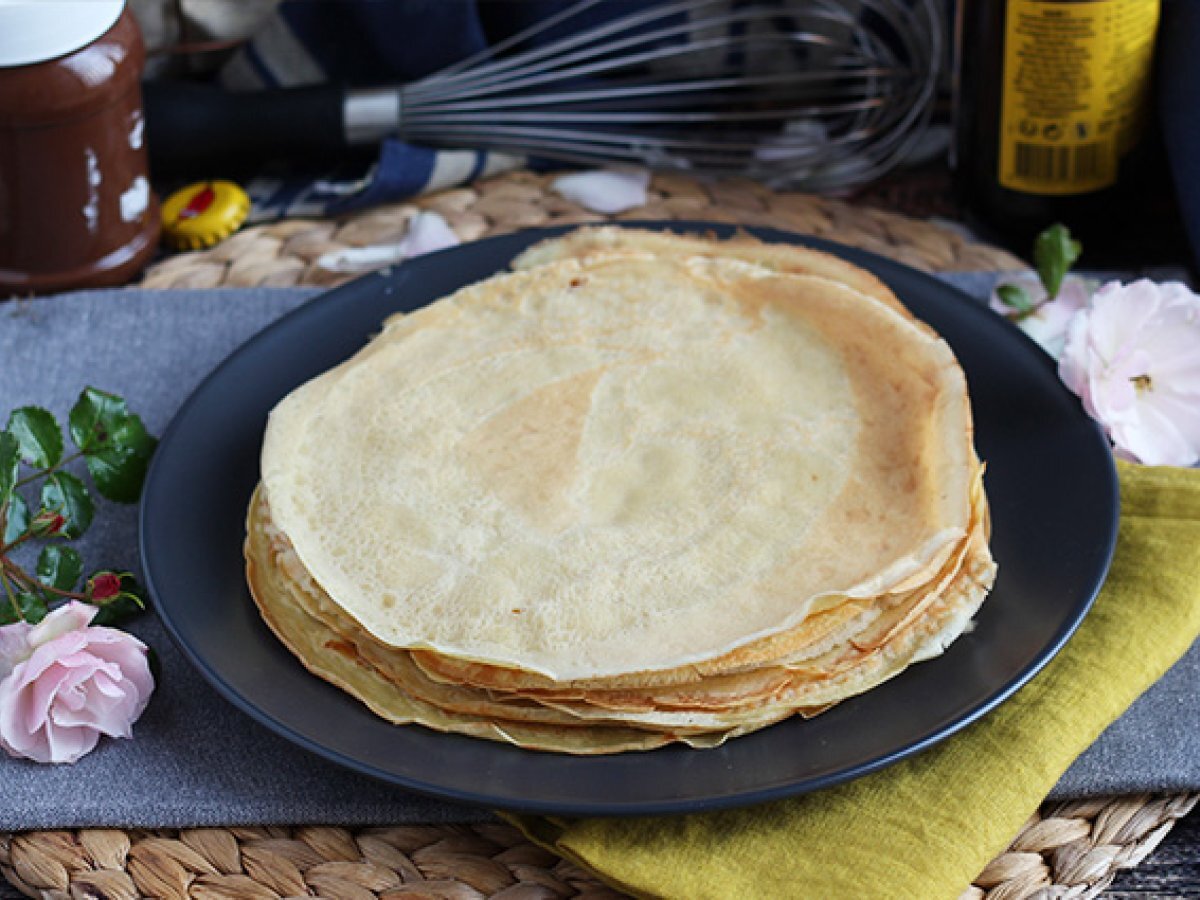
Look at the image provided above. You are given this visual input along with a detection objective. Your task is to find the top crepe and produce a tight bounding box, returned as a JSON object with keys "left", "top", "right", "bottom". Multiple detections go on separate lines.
{"left": 260, "top": 252, "right": 975, "bottom": 681}
{"left": 512, "top": 225, "right": 906, "bottom": 317}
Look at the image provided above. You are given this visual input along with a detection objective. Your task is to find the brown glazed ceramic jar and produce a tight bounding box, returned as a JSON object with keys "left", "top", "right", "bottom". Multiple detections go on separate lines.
{"left": 0, "top": 2, "right": 160, "bottom": 294}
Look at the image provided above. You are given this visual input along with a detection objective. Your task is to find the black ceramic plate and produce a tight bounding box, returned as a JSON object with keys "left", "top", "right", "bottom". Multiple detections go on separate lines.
{"left": 141, "top": 223, "right": 1118, "bottom": 816}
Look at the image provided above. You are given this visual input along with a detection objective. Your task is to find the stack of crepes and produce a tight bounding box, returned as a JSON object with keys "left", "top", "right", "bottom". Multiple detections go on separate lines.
{"left": 245, "top": 227, "right": 997, "bottom": 754}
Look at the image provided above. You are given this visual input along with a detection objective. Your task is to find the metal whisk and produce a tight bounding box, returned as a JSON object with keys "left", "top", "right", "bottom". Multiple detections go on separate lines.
{"left": 146, "top": 0, "right": 942, "bottom": 191}
{"left": 389, "top": 0, "right": 943, "bottom": 189}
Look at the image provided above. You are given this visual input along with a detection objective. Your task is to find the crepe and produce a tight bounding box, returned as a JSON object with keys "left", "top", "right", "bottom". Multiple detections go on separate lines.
{"left": 260, "top": 253, "right": 977, "bottom": 681}
{"left": 512, "top": 226, "right": 907, "bottom": 318}
{"left": 246, "top": 227, "right": 996, "bottom": 753}
{"left": 245, "top": 493, "right": 692, "bottom": 753}
{"left": 245, "top": 472, "right": 992, "bottom": 743}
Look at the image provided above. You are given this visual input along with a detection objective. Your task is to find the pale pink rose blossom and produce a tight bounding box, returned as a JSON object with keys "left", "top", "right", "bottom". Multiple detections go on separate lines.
{"left": 989, "top": 272, "right": 1092, "bottom": 358}
{"left": 0, "top": 602, "right": 154, "bottom": 764}
{"left": 1059, "top": 280, "right": 1200, "bottom": 466}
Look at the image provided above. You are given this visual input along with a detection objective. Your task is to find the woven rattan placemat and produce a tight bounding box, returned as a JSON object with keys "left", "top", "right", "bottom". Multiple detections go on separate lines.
{"left": 3, "top": 172, "right": 1193, "bottom": 900}
{"left": 139, "top": 171, "right": 1023, "bottom": 290}
{"left": 3, "top": 795, "right": 1196, "bottom": 900}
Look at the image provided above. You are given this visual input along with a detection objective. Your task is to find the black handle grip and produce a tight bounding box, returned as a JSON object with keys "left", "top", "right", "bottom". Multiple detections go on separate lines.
{"left": 143, "top": 82, "right": 348, "bottom": 175}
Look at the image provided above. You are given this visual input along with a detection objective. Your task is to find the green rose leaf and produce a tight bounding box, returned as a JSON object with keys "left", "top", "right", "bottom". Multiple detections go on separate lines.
{"left": 0, "top": 431, "right": 18, "bottom": 511}
{"left": 3, "top": 492, "right": 29, "bottom": 546}
{"left": 16, "top": 591, "right": 47, "bottom": 624}
{"left": 1033, "top": 224, "right": 1082, "bottom": 300}
{"left": 68, "top": 388, "right": 156, "bottom": 502}
{"left": 90, "top": 595, "right": 143, "bottom": 626}
{"left": 5, "top": 407, "right": 63, "bottom": 469}
{"left": 0, "top": 601, "right": 17, "bottom": 626}
{"left": 37, "top": 545, "right": 83, "bottom": 594}
{"left": 40, "top": 472, "right": 94, "bottom": 539}
{"left": 996, "top": 282, "right": 1034, "bottom": 314}
{"left": 84, "top": 415, "right": 157, "bottom": 503}
{"left": 69, "top": 387, "right": 130, "bottom": 454}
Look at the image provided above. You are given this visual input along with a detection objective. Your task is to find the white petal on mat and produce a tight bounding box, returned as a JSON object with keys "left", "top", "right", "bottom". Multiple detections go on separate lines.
{"left": 552, "top": 170, "right": 650, "bottom": 214}
{"left": 316, "top": 212, "right": 460, "bottom": 273}
{"left": 316, "top": 244, "right": 405, "bottom": 274}
{"left": 399, "top": 210, "right": 461, "bottom": 258}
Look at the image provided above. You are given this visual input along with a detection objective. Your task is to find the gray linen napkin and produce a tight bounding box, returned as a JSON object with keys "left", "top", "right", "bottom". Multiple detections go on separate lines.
{"left": 0, "top": 277, "right": 1195, "bottom": 830}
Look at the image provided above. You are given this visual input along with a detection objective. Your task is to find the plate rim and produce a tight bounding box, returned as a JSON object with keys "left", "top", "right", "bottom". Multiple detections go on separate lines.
{"left": 140, "top": 221, "right": 1120, "bottom": 816}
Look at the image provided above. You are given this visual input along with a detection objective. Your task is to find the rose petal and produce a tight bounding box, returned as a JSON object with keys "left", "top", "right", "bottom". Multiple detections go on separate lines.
{"left": 92, "top": 670, "right": 127, "bottom": 700}
{"left": 1111, "top": 395, "right": 1195, "bottom": 466}
{"left": 50, "top": 675, "right": 128, "bottom": 733}
{"left": 1150, "top": 351, "right": 1200, "bottom": 388}
{"left": 0, "top": 625, "right": 154, "bottom": 764}
{"left": 1054, "top": 276, "right": 1093, "bottom": 314}
{"left": 81, "top": 630, "right": 154, "bottom": 700}
{"left": 1059, "top": 312, "right": 1089, "bottom": 390}
{"left": 87, "top": 677, "right": 139, "bottom": 739}
{"left": 23, "top": 661, "right": 86, "bottom": 735}
{"left": 44, "top": 719, "right": 100, "bottom": 765}
{"left": 315, "top": 211, "right": 460, "bottom": 274}
{"left": 0, "top": 675, "right": 33, "bottom": 758}
{"left": 398, "top": 211, "right": 460, "bottom": 259}
{"left": 1158, "top": 281, "right": 1193, "bottom": 303}
{"left": 1150, "top": 387, "right": 1200, "bottom": 444}
{"left": 990, "top": 274, "right": 1094, "bottom": 359}
{"left": 552, "top": 169, "right": 650, "bottom": 214}
{"left": 1088, "top": 280, "right": 1160, "bottom": 361}
{"left": 1142, "top": 303, "right": 1200, "bottom": 383}
{"left": 0, "top": 711, "right": 51, "bottom": 763}
{"left": 0, "top": 622, "right": 33, "bottom": 681}
{"left": 28, "top": 602, "right": 97, "bottom": 650}
{"left": 53, "top": 672, "right": 92, "bottom": 714}
{"left": 316, "top": 244, "right": 405, "bottom": 274}
{"left": 1118, "top": 389, "right": 1200, "bottom": 466}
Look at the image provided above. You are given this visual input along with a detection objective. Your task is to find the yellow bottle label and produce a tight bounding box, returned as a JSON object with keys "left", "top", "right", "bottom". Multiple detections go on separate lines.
{"left": 997, "top": 0, "right": 1158, "bottom": 195}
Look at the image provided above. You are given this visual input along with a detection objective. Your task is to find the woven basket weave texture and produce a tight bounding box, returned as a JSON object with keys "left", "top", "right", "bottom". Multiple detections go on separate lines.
{"left": 140, "top": 172, "right": 1025, "bottom": 290}
{"left": 2, "top": 795, "right": 1195, "bottom": 899}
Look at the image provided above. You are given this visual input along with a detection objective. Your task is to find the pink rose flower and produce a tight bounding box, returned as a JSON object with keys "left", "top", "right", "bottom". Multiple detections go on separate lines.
{"left": 0, "top": 602, "right": 154, "bottom": 764}
{"left": 989, "top": 272, "right": 1093, "bottom": 358}
{"left": 1059, "top": 280, "right": 1200, "bottom": 466}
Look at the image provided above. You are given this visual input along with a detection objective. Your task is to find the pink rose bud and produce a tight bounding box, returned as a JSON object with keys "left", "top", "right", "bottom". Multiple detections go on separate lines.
{"left": 0, "top": 602, "right": 154, "bottom": 764}
{"left": 89, "top": 573, "right": 122, "bottom": 602}
{"left": 29, "top": 511, "right": 66, "bottom": 537}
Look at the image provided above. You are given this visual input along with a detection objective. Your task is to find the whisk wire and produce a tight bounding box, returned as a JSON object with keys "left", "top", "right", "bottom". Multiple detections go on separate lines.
{"left": 400, "top": 0, "right": 943, "bottom": 189}
{"left": 403, "top": 63, "right": 910, "bottom": 118}
{"left": 412, "top": 7, "right": 879, "bottom": 105}
{"left": 419, "top": 0, "right": 727, "bottom": 92}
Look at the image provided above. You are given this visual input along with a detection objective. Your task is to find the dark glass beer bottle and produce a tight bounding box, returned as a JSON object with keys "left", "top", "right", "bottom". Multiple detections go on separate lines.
{"left": 954, "top": 0, "right": 1168, "bottom": 259}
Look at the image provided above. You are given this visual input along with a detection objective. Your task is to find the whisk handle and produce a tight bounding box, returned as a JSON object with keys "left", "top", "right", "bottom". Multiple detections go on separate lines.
{"left": 143, "top": 82, "right": 368, "bottom": 174}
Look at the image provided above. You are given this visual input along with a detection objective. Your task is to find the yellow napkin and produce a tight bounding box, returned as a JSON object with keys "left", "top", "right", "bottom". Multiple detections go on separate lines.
{"left": 507, "top": 462, "right": 1200, "bottom": 900}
